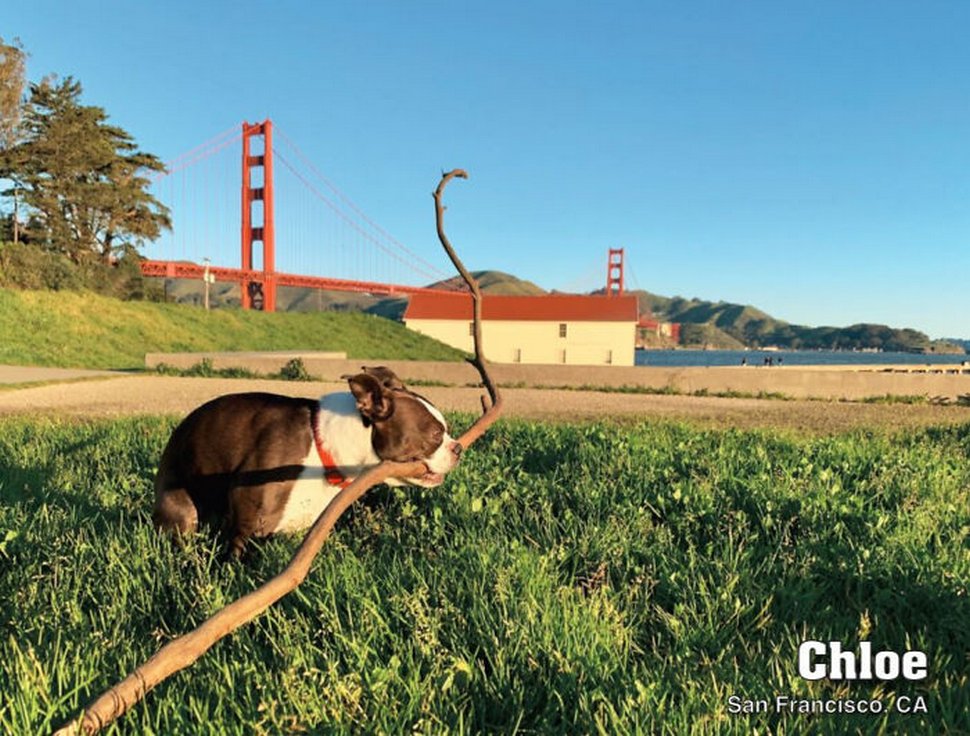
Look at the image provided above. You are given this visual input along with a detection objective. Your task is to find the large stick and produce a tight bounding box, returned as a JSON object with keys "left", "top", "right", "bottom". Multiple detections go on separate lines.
{"left": 53, "top": 170, "right": 503, "bottom": 735}
{"left": 433, "top": 169, "right": 503, "bottom": 446}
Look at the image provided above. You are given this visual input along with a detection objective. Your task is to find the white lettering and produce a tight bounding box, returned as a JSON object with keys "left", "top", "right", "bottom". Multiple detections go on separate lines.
{"left": 797, "top": 641, "right": 929, "bottom": 681}
{"left": 798, "top": 641, "right": 827, "bottom": 680}
{"left": 896, "top": 695, "right": 928, "bottom": 714}
{"left": 858, "top": 641, "right": 872, "bottom": 679}
{"left": 830, "top": 641, "right": 855, "bottom": 679}
{"left": 873, "top": 651, "right": 900, "bottom": 680}
{"left": 902, "top": 651, "right": 928, "bottom": 680}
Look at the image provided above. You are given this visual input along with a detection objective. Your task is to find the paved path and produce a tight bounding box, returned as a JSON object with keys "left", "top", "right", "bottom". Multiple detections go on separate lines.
{"left": 0, "top": 364, "right": 123, "bottom": 385}
{"left": 0, "top": 372, "right": 967, "bottom": 434}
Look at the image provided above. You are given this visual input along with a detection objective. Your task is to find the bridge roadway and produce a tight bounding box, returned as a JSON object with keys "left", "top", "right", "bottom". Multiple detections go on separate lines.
{"left": 139, "top": 260, "right": 460, "bottom": 297}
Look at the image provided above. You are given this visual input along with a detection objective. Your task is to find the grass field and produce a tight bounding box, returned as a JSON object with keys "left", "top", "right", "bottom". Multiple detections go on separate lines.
{"left": 0, "top": 289, "right": 465, "bottom": 369}
{"left": 0, "top": 415, "right": 968, "bottom": 734}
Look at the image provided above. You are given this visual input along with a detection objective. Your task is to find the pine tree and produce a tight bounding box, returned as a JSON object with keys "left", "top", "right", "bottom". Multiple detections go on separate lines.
{"left": 0, "top": 36, "right": 27, "bottom": 242}
{"left": 0, "top": 36, "right": 26, "bottom": 150}
{"left": 12, "top": 76, "right": 171, "bottom": 262}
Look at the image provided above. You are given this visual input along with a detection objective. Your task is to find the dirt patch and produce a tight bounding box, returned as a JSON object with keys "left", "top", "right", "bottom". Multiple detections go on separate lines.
{"left": 0, "top": 374, "right": 967, "bottom": 435}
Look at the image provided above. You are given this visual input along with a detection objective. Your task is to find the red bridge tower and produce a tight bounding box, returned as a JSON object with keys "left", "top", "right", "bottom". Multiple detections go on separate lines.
{"left": 606, "top": 248, "right": 624, "bottom": 296}
{"left": 241, "top": 120, "right": 276, "bottom": 311}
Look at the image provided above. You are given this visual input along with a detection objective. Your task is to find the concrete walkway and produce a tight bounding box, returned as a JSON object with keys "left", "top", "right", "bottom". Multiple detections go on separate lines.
{"left": 0, "top": 364, "right": 123, "bottom": 385}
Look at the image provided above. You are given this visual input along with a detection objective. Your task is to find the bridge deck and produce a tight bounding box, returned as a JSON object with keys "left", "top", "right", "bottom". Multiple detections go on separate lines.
{"left": 139, "top": 260, "right": 460, "bottom": 297}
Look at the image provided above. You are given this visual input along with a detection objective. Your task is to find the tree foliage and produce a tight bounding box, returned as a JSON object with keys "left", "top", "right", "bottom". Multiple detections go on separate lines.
{"left": 2, "top": 74, "right": 170, "bottom": 263}
{"left": 0, "top": 36, "right": 26, "bottom": 150}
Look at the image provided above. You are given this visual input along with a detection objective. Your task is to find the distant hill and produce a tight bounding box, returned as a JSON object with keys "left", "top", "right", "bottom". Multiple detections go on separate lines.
{"left": 944, "top": 338, "right": 970, "bottom": 352}
{"left": 161, "top": 279, "right": 389, "bottom": 314}
{"left": 151, "top": 269, "right": 964, "bottom": 355}
{"left": 622, "top": 288, "right": 963, "bottom": 354}
{"left": 427, "top": 270, "right": 546, "bottom": 295}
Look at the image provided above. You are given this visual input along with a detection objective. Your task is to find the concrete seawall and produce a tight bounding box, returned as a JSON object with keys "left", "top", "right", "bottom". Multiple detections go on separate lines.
{"left": 145, "top": 351, "right": 970, "bottom": 401}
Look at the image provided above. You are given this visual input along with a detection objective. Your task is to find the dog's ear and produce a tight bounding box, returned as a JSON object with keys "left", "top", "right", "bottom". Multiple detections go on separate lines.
{"left": 347, "top": 373, "right": 395, "bottom": 423}
{"left": 361, "top": 365, "right": 405, "bottom": 390}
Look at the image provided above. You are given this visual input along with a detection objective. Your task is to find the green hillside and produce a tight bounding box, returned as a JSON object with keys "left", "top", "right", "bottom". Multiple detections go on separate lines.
{"left": 426, "top": 270, "right": 546, "bottom": 296}
{"left": 0, "top": 289, "right": 465, "bottom": 370}
{"left": 625, "top": 289, "right": 963, "bottom": 353}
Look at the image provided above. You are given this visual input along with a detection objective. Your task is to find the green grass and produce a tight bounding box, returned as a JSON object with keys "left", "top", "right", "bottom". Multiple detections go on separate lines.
{"left": 0, "top": 416, "right": 968, "bottom": 734}
{"left": 0, "top": 289, "right": 465, "bottom": 370}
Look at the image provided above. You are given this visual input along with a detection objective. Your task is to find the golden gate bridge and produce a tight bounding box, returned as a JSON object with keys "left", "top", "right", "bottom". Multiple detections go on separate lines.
{"left": 140, "top": 119, "right": 462, "bottom": 311}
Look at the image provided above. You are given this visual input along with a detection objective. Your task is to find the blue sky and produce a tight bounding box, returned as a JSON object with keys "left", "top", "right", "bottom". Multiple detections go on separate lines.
{"left": 7, "top": 1, "right": 969, "bottom": 338}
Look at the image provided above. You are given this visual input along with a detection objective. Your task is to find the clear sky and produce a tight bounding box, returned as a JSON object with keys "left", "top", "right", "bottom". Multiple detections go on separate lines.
{"left": 7, "top": 1, "right": 969, "bottom": 338}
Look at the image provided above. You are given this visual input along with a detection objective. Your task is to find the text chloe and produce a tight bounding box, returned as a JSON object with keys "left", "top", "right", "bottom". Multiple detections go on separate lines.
{"left": 798, "top": 641, "right": 928, "bottom": 681}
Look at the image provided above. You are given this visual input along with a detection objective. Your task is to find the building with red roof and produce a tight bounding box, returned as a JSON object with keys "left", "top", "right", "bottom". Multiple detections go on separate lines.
{"left": 403, "top": 293, "right": 639, "bottom": 366}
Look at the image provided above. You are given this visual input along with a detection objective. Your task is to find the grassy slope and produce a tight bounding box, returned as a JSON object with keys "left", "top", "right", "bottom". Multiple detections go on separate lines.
{"left": 0, "top": 416, "right": 967, "bottom": 734}
{"left": 0, "top": 289, "right": 465, "bottom": 370}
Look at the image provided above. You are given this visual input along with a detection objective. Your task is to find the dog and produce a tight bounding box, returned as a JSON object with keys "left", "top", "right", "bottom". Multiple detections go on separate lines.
{"left": 152, "top": 366, "right": 461, "bottom": 556}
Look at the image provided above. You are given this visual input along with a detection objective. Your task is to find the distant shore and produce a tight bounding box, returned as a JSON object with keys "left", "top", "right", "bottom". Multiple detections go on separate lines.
{"left": 139, "top": 352, "right": 970, "bottom": 403}
{"left": 636, "top": 348, "right": 968, "bottom": 368}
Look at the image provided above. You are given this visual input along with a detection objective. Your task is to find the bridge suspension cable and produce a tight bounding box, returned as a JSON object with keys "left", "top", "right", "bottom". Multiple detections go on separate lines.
{"left": 152, "top": 124, "right": 242, "bottom": 181}
{"left": 274, "top": 125, "right": 450, "bottom": 281}
{"left": 274, "top": 148, "right": 445, "bottom": 283}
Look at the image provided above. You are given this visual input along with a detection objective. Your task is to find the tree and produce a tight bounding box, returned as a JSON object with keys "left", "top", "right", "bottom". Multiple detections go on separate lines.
{"left": 0, "top": 36, "right": 26, "bottom": 150}
{"left": 0, "top": 36, "right": 27, "bottom": 242}
{"left": 12, "top": 76, "right": 170, "bottom": 262}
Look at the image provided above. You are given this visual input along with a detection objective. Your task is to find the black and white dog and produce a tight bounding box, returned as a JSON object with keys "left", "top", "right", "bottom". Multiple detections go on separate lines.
{"left": 152, "top": 366, "right": 461, "bottom": 556}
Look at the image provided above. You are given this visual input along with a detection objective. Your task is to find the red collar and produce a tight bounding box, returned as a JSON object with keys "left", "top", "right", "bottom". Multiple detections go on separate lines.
{"left": 311, "top": 408, "right": 353, "bottom": 489}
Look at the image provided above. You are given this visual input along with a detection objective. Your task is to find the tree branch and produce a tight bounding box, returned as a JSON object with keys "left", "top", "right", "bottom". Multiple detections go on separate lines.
{"left": 433, "top": 169, "right": 503, "bottom": 447}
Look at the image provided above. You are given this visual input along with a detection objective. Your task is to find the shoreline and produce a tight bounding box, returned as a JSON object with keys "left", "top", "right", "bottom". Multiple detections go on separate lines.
{"left": 144, "top": 353, "right": 970, "bottom": 402}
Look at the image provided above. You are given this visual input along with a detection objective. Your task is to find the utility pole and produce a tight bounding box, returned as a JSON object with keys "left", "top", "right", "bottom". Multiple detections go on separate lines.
{"left": 12, "top": 184, "right": 19, "bottom": 244}
{"left": 202, "top": 257, "right": 215, "bottom": 311}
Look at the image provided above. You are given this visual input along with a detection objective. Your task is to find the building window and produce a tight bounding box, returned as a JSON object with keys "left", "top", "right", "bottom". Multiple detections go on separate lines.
{"left": 559, "top": 323, "right": 567, "bottom": 338}
{"left": 468, "top": 322, "right": 474, "bottom": 336}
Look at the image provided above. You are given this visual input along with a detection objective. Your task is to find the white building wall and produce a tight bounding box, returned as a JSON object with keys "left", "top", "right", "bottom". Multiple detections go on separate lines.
{"left": 405, "top": 318, "right": 636, "bottom": 366}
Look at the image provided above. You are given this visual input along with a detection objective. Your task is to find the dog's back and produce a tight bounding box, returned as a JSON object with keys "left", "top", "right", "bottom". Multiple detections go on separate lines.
{"left": 153, "top": 393, "right": 317, "bottom": 553}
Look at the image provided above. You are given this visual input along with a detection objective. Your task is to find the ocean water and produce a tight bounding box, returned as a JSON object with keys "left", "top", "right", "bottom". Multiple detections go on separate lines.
{"left": 636, "top": 349, "right": 970, "bottom": 368}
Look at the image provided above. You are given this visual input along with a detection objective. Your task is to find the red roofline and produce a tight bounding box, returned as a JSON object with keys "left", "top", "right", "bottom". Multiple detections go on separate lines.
{"left": 403, "top": 293, "right": 639, "bottom": 322}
